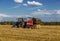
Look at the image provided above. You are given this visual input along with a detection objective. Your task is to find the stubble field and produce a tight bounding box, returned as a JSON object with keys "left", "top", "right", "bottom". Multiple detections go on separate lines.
{"left": 0, "top": 25, "right": 60, "bottom": 41}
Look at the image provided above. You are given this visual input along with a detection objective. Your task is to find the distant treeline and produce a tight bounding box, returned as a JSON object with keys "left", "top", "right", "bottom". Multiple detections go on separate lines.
{"left": 0, "top": 21, "right": 60, "bottom": 25}
{"left": 42, "top": 22, "right": 60, "bottom": 25}
{"left": 0, "top": 21, "right": 14, "bottom": 25}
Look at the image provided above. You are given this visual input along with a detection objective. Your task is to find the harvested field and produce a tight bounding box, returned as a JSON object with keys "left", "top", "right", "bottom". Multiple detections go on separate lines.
{"left": 0, "top": 25, "right": 60, "bottom": 41}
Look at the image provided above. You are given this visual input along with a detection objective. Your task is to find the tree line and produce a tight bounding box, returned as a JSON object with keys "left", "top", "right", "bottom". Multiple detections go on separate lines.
{"left": 0, "top": 21, "right": 60, "bottom": 25}
{"left": 0, "top": 21, "right": 14, "bottom": 25}
{"left": 41, "top": 22, "right": 60, "bottom": 25}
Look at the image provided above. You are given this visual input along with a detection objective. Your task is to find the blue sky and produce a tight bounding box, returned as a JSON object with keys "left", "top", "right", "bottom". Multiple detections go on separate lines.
{"left": 0, "top": 0, "right": 60, "bottom": 22}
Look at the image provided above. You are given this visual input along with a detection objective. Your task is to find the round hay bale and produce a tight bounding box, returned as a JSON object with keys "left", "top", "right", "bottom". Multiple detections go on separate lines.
{"left": 33, "top": 24, "right": 41, "bottom": 29}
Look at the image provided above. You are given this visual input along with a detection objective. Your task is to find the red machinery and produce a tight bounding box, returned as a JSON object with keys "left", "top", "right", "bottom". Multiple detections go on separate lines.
{"left": 13, "top": 17, "right": 36, "bottom": 28}
{"left": 26, "top": 19, "right": 33, "bottom": 27}
{"left": 23, "top": 17, "right": 34, "bottom": 28}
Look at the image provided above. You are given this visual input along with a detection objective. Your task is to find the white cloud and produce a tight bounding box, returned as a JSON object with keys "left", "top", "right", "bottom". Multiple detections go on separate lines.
{"left": 14, "top": 0, "right": 23, "bottom": 3}
{"left": 8, "top": 6, "right": 20, "bottom": 9}
{"left": 32, "top": 9, "right": 60, "bottom": 15}
{"left": 9, "top": 0, "right": 43, "bottom": 9}
{"left": 27, "top": 1, "right": 43, "bottom": 6}
{"left": 8, "top": 4, "right": 21, "bottom": 9}
{"left": 23, "top": 4, "right": 27, "bottom": 6}
{"left": 0, "top": 14, "right": 10, "bottom": 17}
{"left": 0, "top": 13, "right": 20, "bottom": 18}
{"left": 56, "top": 10, "right": 60, "bottom": 14}
{"left": 0, "top": 13, "right": 32, "bottom": 18}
